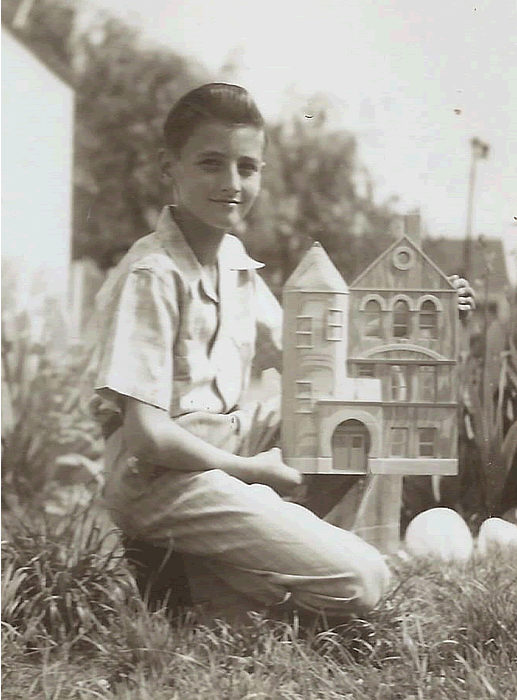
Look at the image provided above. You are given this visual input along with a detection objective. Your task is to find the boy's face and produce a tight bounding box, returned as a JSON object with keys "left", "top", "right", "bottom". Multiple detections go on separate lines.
{"left": 164, "top": 121, "right": 265, "bottom": 231}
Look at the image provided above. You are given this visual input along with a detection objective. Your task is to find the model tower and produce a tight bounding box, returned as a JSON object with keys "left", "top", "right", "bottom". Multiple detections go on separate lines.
{"left": 282, "top": 242, "right": 349, "bottom": 470}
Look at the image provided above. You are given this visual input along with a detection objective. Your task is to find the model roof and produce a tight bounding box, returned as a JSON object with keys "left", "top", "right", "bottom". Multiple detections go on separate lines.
{"left": 284, "top": 242, "right": 349, "bottom": 293}
{"left": 350, "top": 235, "right": 453, "bottom": 289}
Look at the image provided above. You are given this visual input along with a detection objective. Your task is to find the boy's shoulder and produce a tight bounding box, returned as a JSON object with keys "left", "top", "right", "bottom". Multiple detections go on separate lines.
{"left": 125, "top": 231, "right": 179, "bottom": 275}
{"left": 94, "top": 232, "right": 179, "bottom": 311}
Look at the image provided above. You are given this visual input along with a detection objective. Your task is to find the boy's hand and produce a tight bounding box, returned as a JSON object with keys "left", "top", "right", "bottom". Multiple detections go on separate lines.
{"left": 246, "top": 447, "right": 303, "bottom": 496}
{"left": 448, "top": 275, "right": 476, "bottom": 317}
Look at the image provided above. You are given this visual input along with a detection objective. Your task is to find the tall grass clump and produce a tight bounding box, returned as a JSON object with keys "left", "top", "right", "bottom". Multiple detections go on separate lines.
{"left": 2, "top": 539, "right": 517, "bottom": 698}
{"left": 461, "top": 291, "right": 517, "bottom": 518}
{"left": 2, "top": 301, "right": 102, "bottom": 511}
{"left": 1, "top": 504, "right": 134, "bottom": 651}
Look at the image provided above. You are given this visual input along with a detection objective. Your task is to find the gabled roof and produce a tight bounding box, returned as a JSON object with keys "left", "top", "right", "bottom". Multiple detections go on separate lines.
{"left": 350, "top": 235, "right": 453, "bottom": 289}
{"left": 284, "top": 241, "right": 348, "bottom": 293}
{"left": 423, "top": 237, "right": 510, "bottom": 295}
{"left": 2, "top": 20, "right": 75, "bottom": 88}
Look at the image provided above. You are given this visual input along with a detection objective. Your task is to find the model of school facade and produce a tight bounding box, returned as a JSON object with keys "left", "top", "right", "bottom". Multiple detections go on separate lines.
{"left": 281, "top": 233, "right": 459, "bottom": 478}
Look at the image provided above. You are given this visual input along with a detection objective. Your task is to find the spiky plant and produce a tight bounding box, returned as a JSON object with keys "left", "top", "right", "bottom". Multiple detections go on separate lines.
{"left": 1, "top": 503, "right": 135, "bottom": 649}
{"left": 463, "top": 295, "right": 517, "bottom": 517}
{"left": 1, "top": 307, "right": 102, "bottom": 510}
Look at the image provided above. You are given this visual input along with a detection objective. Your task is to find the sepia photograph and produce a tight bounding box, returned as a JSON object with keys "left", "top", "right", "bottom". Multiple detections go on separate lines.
{"left": 2, "top": 0, "right": 516, "bottom": 697}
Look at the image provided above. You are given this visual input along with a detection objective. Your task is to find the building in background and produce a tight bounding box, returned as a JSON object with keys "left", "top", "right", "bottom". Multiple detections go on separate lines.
{"left": 2, "top": 22, "right": 74, "bottom": 343}
{"left": 423, "top": 237, "right": 512, "bottom": 331}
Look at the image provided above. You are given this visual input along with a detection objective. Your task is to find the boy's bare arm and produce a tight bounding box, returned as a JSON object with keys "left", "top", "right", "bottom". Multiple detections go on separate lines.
{"left": 123, "top": 397, "right": 301, "bottom": 495}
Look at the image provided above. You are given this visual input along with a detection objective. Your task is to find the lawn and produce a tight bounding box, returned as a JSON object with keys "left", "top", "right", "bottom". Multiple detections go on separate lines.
{"left": 2, "top": 505, "right": 516, "bottom": 700}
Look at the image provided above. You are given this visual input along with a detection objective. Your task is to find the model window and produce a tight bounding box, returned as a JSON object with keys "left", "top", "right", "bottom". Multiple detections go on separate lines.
{"left": 295, "top": 381, "right": 312, "bottom": 413}
{"left": 393, "top": 299, "right": 410, "bottom": 338}
{"left": 358, "top": 363, "right": 375, "bottom": 378}
{"left": 390, "top": 427, "right": 408, "bottom": 457}
{"left": 390, "top": 365, "right": 409, "bottom": 401}
{"left": 296, "top": 316, "right": 313, "bottom": 348}
{"left": 365, "top": 299, "right": 382, "bottom": 337}
{"left": 392, "top": 245, "right": 415, "bottom": 270}
{"left": 418, "top": 427, "right": 436, "bottom": 456}
{"left": 419, "top": 300, "right": 438, "bottom": 338}
{"left": 418, "top": 366, "right": 437, "bottom": 401}
{"left": 326, "top": 309, "right": 343, "bottom": 341}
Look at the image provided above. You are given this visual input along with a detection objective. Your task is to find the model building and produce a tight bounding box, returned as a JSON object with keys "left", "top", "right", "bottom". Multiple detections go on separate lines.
{"left": 281, "top": 234, "right": 459, "bottom": 477}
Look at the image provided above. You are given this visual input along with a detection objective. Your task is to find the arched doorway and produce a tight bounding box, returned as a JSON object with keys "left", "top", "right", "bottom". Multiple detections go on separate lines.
{"left": 331, "top": 419, "right": 370, "bottom": 473}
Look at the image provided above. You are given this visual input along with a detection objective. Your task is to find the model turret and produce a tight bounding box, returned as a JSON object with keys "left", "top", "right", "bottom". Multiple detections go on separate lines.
{"left": 282, "top": 243, "right": 350, "bottom": 471}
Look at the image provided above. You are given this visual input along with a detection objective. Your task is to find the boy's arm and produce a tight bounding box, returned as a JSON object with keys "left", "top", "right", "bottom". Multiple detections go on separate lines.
{"left": 253, "top": 273, "right": 283, "bottom": 374}
{"left": 123, "top": 397, "right": 302, "bottom": 495}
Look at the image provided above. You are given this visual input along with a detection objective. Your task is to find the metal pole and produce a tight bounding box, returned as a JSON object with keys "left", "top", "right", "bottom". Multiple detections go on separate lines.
{"left": 464, "top": 138, "right": 489, "bottom": 280}
{"left": 464, "top": 149, "right": 477, "bottom": 279}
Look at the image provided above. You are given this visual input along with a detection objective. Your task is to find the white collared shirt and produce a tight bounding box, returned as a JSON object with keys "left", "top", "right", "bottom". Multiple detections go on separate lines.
{"left": 91, "top": 206, "right": 282, "bottom": 424}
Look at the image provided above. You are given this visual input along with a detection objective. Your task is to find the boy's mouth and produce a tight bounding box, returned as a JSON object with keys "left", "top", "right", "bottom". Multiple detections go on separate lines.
{"left": 209, "top": 199, "right": 240, "bottom": 204}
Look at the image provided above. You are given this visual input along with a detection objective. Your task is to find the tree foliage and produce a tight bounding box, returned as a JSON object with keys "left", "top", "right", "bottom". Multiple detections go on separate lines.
{"left": 243, "top": 105, "right": 396, "bottom": 292}
{"left": 3, "top": 0, "right": 396, "bottom": 280}
{"left": 3, "top": 0, "right": 208, "bottom": 267}
{"left": 72, "top": 15, "right": 208, "bottom": 266}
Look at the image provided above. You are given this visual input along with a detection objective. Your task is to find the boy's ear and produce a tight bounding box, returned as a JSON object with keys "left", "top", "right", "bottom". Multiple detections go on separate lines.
{"left": 158, "top": 147, "right": 175, "bottom": 181}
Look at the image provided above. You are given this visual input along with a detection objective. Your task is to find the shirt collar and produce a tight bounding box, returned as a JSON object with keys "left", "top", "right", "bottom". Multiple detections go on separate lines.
{"left": 155, "top": 206, "right": 264, "bottom": 299}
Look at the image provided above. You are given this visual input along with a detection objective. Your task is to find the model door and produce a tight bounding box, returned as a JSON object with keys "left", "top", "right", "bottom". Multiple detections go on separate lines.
{"left": 332, "top": 421, "right": 368, "bottom": 473}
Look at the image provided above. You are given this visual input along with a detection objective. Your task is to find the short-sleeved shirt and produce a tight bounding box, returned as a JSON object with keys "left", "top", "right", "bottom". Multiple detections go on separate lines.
{"left": 90, "top": 206, "right": 282, "bottom": 428}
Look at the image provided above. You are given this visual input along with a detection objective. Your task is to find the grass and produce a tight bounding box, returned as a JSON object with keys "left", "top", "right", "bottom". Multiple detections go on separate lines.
{"left": 2, "top": 505, "right": 517, "bottom": 700}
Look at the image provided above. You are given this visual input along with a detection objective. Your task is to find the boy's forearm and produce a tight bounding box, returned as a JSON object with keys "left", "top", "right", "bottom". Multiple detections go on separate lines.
{"left": 123, "top": 405, "right": 257, "bottom": 482}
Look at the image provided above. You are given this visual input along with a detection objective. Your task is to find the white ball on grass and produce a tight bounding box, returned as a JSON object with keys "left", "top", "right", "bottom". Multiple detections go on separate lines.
{"left": 477, "top": 517, "right": 517, "bottom": 555}
{"left": 404, "top": 507, "right": 474, "bottom": 562}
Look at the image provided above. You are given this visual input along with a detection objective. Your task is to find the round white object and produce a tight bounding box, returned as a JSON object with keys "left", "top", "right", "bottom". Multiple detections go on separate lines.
{"left": 477, "top": 517, "right": 517, "bottom": 555}
{"left": 404, "top": 507, "right": 474, "bottom": 562}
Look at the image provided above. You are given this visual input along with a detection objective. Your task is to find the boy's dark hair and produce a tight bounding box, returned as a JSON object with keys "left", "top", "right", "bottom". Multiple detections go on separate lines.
{"left": 163, "top": 83, "right": 265, "bottom": 154}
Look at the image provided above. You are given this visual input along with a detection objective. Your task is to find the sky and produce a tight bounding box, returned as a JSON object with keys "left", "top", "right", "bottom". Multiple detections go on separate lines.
{"left": 90, "top": 0, "right": 516, "bottom": 282}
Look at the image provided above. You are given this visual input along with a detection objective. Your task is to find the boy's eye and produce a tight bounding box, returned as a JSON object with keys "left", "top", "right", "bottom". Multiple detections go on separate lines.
{"left": 238, "top": 162, "right": 260, "bottom": 176}
{"left": 199, "top": 158, "right": 222, "bottom": 169}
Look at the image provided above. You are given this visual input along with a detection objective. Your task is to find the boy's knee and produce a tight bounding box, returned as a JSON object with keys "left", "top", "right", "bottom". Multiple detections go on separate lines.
{"left": 290, "top": 544, "right": 391, "bottom": 617}
{"left": 353, "top": 547, "right": 391, "bottom": 610}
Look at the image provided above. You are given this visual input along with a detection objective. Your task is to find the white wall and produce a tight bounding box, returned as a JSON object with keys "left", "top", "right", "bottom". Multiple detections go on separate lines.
{"left": 1, "top": 28, "right": 73, "bottom": 337}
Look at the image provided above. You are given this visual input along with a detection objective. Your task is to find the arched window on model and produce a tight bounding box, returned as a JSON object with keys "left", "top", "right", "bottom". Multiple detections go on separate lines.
{"left": 419, "top": 299, "right": 438, "bottom": 338}
{"left": 393, "top": 299, "right": 410, "bottom": 338}
{"left": 364, "top": 299, "right": 382, "bottom": 337}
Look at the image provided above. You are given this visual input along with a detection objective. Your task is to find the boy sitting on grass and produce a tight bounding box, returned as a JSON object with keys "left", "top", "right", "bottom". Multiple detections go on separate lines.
{"left": 90, "top": 83, "right": 475, "bottom": 622}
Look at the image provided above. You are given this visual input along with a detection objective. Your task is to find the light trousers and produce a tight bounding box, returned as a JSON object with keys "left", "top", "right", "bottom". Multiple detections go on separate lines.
{"left": 103, "top": 399, "right": 391, "bottom": 618}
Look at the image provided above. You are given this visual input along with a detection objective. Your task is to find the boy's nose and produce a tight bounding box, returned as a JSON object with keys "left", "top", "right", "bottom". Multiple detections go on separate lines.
{"left": 220, "top": 163, "right": 241, "bottom": 192}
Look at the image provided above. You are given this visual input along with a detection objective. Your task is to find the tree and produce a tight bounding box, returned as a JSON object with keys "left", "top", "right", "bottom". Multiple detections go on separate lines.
{"left": 3, "top": 0, "right": 209, "bottom": 268}
{"left": 4, "top": 1, "right": 396, "bottom": 279}
{"left": 242, "top": 97, "right": 396, "bottom": 294}
{"left": 72, "top": 14, "right": 208, "bottom": 266}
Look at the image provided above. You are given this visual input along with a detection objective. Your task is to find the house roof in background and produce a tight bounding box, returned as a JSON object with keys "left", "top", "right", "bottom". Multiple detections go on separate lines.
{"left": 422, "top": 237, "right": 510, "bottom": 295}
{"left": 2, "top": 20, "right": 75, "bottom": 88}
